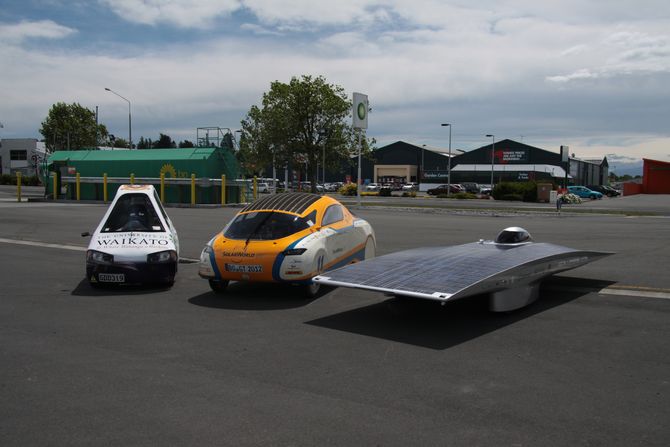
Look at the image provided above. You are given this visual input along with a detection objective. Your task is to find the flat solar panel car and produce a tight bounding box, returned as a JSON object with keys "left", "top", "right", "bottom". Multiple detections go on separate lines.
{"left": 85, "top": 185, "right": 180, "bottom": 287}
{"left": 314, "top": 227, "right": 612, "bottom": 312}
{"left": 198, "top": 192, "right": 376, "bottom": 297}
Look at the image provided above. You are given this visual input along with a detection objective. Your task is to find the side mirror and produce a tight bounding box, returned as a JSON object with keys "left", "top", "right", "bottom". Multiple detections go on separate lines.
{"left": 81, "top": 231, "right": 91, "bottom": 237}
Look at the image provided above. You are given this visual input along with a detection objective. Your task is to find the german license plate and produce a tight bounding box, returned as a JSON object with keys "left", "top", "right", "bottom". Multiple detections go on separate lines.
{"left": 99, "top": 273, "right": 125, "bottom": 283}
{"left": 225, "top": 264, "right": 262, "bottom": 273}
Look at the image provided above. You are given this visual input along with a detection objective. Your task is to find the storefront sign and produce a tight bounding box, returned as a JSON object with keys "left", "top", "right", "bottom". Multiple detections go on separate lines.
{"left": 423, "top": 170, "right": 449, "bottom": 179}
{"left": 496, "top": 150, "right": 528, "bottom": 163}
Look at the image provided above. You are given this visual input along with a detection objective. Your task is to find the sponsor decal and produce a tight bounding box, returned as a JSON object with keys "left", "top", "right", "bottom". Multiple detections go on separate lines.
{"left": 95, "top": 232, "right": 171, "bottom": 249}
{"left": 225, "top": 264, "right": 262, "bottom": 273}
{"left": 221, "top": 251, "right": 256, "bottom": 258}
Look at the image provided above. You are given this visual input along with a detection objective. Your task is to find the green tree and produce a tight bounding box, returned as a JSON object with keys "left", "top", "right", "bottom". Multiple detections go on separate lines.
{"left": 40, "top": 102, "right": 109, "bottom": 151}
{"left": 239, "top": 75, "right": 373, "bottom": 191}
{"left": 113, "top": 138, "right": 129, "bottom": 148}
{"left": 152, "top": 133, "right": 176, "bottom": 149}
{"left": 179, "top": 140, "right": 195, "bottom": 148}
{"left": 136, "top": 136, "right": 153, "bottom": 149}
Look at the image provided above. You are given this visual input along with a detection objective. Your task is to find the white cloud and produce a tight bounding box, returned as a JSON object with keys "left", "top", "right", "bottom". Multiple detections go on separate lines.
{"left": 242, "top": 0, "right": 388, "bottom": 27}
{"left": 0, "top": 20, "right": 77, "bottom": 43}
{"left": 100, "top": 0, "right": 241, "bottom": 28}
{"left": 2, "top": 2, "right": 670, "bottom": 165}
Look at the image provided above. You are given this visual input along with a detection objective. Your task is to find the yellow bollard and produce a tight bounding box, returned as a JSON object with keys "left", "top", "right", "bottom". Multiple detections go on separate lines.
{"left": 53, "top": 173, "right": 58, "bottom": 201}
{"left": 130, "top": 173, "right": 135, "bottom": 185}
{"left": 103, "top": 173, "right": 108, "bottom": 202}
{"left": 240, "top": 184, "right": 245, "bottom": 203}
{"left": 191, "top": 173, "right": 196, "bottom": 206}
{"left": 76, "top": 172, "right": 81, "bottom": 201}
{"left": 221, "top": 174, "right": 226, "bottom": 205}
{"left": 160, "top": 173, "right": 165, "bottom": 203}
{"left": 253, "top": 176, "right": 258, "bottom": 200}
{"left": 16, "top": 172, "right": 22, "bottom": 202}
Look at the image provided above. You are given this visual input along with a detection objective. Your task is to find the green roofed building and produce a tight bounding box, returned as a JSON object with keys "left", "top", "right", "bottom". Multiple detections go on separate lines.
{"left": 46, "top": 147, "right": 240, "bottom": 204}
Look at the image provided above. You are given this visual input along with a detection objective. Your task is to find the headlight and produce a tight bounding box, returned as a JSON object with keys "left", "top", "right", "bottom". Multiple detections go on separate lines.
{"left": 283, "top": 248, "right": 307, "bottom": 256}
{"left": 147, "top": 250, "right": 177, "bottom": 263}
{"left": 87, "top": 250, "right": 113, "bottom": 263}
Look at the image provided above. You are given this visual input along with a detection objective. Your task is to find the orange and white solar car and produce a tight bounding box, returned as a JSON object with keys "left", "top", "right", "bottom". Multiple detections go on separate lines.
{"left": 198, "top": 192, "right": 375, "bottom": 296}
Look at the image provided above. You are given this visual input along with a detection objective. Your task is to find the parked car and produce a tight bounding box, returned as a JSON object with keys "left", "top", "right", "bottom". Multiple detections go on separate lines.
{"left": 199, "top": 192, "right": 376, "bottom": 297}
{"left": 568, "top": 186, "right": 603, "bottom": 199}
{"left": 365, "top": 183, "right": 381, "bottom": 191}
{"left": 256, "top": 182, "right": 270, "bottom": 193}
{"left": 401, "top": 182, "right": 418, "bottom": 191}
{"left": 85, "top": 184, "right": 180, "bottom": 287}
{"left": 427, "top": 184, "right": 463, "bottom": 195}
{"left": 587, "top": 185, "right": 620, "bottom": 197}
{"left": 460, "top": 182, "right": 480, "bottom": 194}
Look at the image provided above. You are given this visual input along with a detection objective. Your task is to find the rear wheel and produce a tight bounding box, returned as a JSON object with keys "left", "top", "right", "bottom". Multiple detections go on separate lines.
{"left": 303, "top": 281, "right": 321, "bottom": 298}
{"left": 364, "top": 236, "right": 376, "bottom": 259}
{"left": 303, "top": 251, "right": 326, "bottom": 298}
{"left": 209, "top": 279, "right": 229, "bottom": 294}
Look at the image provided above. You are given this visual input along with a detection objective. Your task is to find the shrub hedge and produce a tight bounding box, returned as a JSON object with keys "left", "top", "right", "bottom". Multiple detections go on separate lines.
{"left": 338, "top": 183, "right": 358, "bottom": 196}
{"left": 0, "top": 174, "right": 41, "bottom": 186}
{"left": 492, "top": 181, "right": 538, "bottom": 202}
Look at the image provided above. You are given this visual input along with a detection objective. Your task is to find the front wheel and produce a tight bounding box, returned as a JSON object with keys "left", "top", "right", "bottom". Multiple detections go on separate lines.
{"left": 303, "top": 281, "right": 321, "bottom": 298}
{"left": 209, "top": 279, "right": 229, "bottom": 294}
{"left": 364, "top": 236, "right": 376, "bottom": 260}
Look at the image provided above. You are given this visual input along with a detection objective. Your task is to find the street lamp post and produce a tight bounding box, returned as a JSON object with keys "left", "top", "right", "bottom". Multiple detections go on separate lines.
{"left": 318, "top": 129, "right": 327, "bottom": 193}
{"left": 486, "top": 134, "right": 495, "bottom": 189}
{"left": 441, "top": 123, "right": 452, "bottom": 196}
{"left": 105, "top": 88, "right": 132, "bottom": 149}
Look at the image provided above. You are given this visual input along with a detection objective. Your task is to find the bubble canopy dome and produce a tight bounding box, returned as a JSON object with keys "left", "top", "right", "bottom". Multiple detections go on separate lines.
{"left": 495, "top": 227, "right": 532, "bottom": 244}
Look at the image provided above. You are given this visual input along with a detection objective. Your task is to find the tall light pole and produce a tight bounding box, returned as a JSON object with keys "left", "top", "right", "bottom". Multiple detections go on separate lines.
{"left": 318, "top": 128, "right": 327, "bottom": 193}
{"left": 441, "top": 123, "right": 452, "bottom": 195}
{"left": 486, "top": 134, "right": 495, "bottom": 189}
{"left": 105, "top": 88, "right": 132, "bottom": 149}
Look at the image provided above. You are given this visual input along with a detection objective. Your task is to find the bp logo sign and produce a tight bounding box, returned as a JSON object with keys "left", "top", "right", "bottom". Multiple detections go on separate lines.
{"left": 357, "top": 102, "right": 366, "bottom": 120}
{"left": 352, "top": 92, "right": 368, "bottom": 129}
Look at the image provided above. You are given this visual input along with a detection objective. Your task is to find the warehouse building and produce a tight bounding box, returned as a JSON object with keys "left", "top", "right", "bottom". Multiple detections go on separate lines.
{"left": 0, "top": 138, "right": 47, "bottom": 176}
{"left": 352, "top": 139, "right": 608, "bottom": 189}
{"left": 642, "top": 158, "right": 670, "bottom": 194}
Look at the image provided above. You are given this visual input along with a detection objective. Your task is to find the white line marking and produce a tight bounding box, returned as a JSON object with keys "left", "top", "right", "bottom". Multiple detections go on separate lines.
{"left": 0, "top": 237, "right": 87, "bottom": 252}
{"left": 598, "top": 287, "right": 670, "bottom": 300}
{"left": 0, "top": 237, "right": 198, "bottom": 264}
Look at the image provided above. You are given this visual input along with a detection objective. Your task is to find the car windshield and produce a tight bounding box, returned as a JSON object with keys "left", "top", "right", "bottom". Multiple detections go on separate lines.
{"left": 101, "top": 193, "right": 165, "bottom": 233}
{"left": 224, "top": 211, "right": 315, "bottom": 240}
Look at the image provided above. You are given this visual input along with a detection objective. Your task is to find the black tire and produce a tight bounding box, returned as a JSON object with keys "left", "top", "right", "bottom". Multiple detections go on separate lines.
{"left": 303, "top": 282, "right": 321, "bottom": 298}
{"left": 209, "top": 279, "right": 229, "bottom": 294}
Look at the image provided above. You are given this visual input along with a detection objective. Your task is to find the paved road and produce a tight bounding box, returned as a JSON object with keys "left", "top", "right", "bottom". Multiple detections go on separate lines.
{"left": 1, "top": 200, "right": 669, "bottom": 446}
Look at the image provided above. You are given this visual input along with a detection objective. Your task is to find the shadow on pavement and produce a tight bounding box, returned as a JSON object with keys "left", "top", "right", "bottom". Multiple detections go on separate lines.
{"left": 187, "top": 282, "right": 332, "bottom": 311}
{"left": 71, "top": 279, "right": 173, "bottom": 297}
{"left": 305, "top": 276, "right": 616, "bottom": 350}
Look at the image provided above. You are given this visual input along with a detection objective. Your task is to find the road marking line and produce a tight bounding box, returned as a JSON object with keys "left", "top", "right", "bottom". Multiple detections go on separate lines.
{"left": 598, "top": 286, "right": 670, "bottom": 300}
{"left": 0, "top": 237, "right": 198, "bottom": 264}
{"left": 0, "top": 237, "right": 87, "bottom": 252}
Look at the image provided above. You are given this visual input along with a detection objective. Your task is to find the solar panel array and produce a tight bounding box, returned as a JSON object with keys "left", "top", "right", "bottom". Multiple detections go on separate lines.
{"left": 241, "top": 193, "right": 322, "bottom": 215}
{"left": 318, "top": 242, "right": 582, "bottom": 297}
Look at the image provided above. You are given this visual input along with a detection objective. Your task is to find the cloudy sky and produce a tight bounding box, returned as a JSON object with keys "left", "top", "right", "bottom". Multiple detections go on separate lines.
{"left": 1, "top": 0, "right": 669, "bottom": 174}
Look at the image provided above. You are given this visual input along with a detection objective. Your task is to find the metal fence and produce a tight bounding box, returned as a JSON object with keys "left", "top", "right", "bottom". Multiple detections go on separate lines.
{"left": 47, "top": 174, "right": 256, "bottom": 205}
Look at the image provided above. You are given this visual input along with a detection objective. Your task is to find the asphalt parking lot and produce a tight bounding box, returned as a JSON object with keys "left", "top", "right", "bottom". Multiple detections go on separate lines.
{"left": 1, "top": 193, "right": 669, "bottom": 446}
